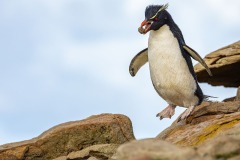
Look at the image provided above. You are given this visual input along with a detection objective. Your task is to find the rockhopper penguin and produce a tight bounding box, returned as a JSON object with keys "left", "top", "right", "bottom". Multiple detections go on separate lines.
{"left": 129, "top": 4, "right": 212, "bottom": 121}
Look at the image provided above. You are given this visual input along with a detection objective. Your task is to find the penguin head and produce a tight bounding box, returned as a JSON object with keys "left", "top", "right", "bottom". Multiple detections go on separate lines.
{"left": 138, "top": 4, "right": 169, "bottom": 34}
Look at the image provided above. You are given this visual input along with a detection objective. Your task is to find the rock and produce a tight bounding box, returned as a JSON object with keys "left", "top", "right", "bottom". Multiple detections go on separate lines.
{"left": 194, "top": 41, "right": 240, "bottom": 87}
{"left": 157, "top": 101, "right": 240, "bottom": 147}
{"left": 2, "top": 102, "right": 240, "bottom": 160}
{"left": 111, "top": 139, "right": 202, "bottom": 160}
{"left": 197, "top": 123, "right": 240, "bottom": 159}
{"left": 0, "top": 146, "right": 28, "bottom": 160}
{"left": 53, "top": 144, "right": 118, "bottom": 160}
{"left": 88, "top": 157, "right": 99, "bottom": 160}
{"left": 223, "top": 97, "right": 236, "bottom": 102}
{"left": 111, "top": 101, "right": 240, "bottom": 160}
{"left": 223, "top": 87, "right": 240, "bottom": 102}
{"left": 110, "top": 99, "right": 240, "bottom": 160}
{"left": 236, "top": 87, "right": 240, "bottom": 101}
{"left": 67, "top": 144, "right": 119, "bottom": 160}
{"left": 0, "top": 114, "right": 135, "bottom": 160}
{"left": 53, "top": 156, "right": 67, "bottom": 160}
{"left": 197, "top": 135, "right": 240, "bottom": 159}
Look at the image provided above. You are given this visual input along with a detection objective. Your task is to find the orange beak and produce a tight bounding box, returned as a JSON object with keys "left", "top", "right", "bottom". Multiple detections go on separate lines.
{"left": 138, "top": 19, "right": 153, "bottom": 34}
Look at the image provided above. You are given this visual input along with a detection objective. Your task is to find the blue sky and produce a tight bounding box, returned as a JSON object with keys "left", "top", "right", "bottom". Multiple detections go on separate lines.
{"left": 0, "top": 0, "right": 239, "bottom": 145}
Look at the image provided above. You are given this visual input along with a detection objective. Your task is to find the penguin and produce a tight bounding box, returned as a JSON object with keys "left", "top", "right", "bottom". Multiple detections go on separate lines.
{"left": 129, "top": 4, "right": 212, "bottom": 121}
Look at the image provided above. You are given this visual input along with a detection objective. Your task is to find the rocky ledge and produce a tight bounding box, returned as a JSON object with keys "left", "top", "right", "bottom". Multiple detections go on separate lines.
{"left": 113, "top": 100, "right": 240, "bottom": 160}
{"left": 194, "top": 41, "right": 240, "bottom": 87}
{"left": 1, "top": 100, "right": 240, "bottom": 160}
{"left": 157, "top": 101, "right": 240, "bottom": 147}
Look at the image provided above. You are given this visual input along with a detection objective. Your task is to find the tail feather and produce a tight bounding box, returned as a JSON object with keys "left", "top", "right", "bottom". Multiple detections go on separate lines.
{"left": 204, "top": 95, "right": 218, "bottom": 101}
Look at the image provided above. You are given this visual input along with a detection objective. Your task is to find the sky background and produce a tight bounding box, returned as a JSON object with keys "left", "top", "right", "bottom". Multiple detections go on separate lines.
{"left": 0, "top": 0, "right": 239, "bottom": 145}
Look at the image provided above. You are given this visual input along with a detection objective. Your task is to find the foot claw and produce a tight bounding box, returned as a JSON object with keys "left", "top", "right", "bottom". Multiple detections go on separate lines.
{"left": 177, "top": 106, "right": 195, "bottom": 122}
{"left": 156, "top": 105, "right": 176, "bottom": 120}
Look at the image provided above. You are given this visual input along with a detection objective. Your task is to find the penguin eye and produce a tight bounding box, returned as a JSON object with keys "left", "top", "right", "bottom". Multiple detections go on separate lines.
{"left": 154, "top": 17, "right": 158, "bottom": 21}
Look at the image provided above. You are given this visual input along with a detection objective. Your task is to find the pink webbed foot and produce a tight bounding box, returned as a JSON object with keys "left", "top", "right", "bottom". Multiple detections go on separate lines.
{"left": 178, "top": 106, "right": 195, "bottom": 122}
{"left": 156, "top": 105, "right": 176, "bottom": 120}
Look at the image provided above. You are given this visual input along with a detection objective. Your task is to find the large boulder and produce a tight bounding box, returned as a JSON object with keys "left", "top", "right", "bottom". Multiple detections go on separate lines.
{"left": 0, "top": 114, "right": 135, "bottom": 160}
{"left": 194, "top": 41, "right": 240, "bottom": 87}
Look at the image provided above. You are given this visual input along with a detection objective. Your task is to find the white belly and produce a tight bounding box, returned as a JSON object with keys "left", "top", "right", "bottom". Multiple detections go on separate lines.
{"left": 148, "top": 25, "right": 198, "bottom": 107}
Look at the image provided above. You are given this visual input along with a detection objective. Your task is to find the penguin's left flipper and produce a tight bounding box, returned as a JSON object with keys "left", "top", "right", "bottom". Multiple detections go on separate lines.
{"left": 129, "top": 48, "right": 148, "bottom": 77}
{"left": 183, "top": 45, "right": 212, "bottom": 76}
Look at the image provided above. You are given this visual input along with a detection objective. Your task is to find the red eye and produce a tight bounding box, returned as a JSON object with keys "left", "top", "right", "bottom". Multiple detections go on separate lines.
{"left": 155, "top": 17, "right": 158, "bottom": 21}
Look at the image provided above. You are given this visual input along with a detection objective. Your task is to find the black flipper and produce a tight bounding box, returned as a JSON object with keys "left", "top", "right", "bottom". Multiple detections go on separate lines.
{"left": 183, "top": 45, "right": 212, "bottom": 76}
{"left": 129, "top": 48, "right": 148, "bottom": 77}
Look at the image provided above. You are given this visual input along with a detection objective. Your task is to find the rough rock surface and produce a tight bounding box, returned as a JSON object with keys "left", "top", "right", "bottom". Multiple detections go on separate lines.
{"left": 113, "top": 124, "right": 240, "bottom": 160}
{"left": 113, "top": 101, "right": 240, "bottom": 160}
{"left": 157, "top": 101, "right": 240, "bottom": 147}
{"left": 1, "top": 100, "right": 240, "bottom": 159}
{"left": 0, "top": 114, "right": 135, "bottom": 160}
{"left": 194, "top": 41, "right": 240, "bottom": 87}
{"left": 53, "top": 144, "right": 119, "bottom": 160}
{"left": 197, "top": 125, "right": 240, "bottom": 160}
{"left": 111, "top": 139, "right": 201, "bottom": 160}
{"left": 67, "top": 144, "right": 118, "bottom": 160}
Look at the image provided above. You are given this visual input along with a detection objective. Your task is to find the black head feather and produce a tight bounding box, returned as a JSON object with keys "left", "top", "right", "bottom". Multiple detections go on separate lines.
{"left": 145, "top": 5, "right": 163, "bottom": 20}
{"left": 144, "top": 5, "right": 170, "bottom": 32}
{"left": 145, "top": 5, "right": 169, "bottom": 20}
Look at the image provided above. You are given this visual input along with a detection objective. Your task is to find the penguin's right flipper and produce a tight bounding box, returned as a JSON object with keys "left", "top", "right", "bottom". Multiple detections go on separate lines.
{"left": 183, "top": 45, "right": 212, "bottom": 76}
{"left": 129, "top": 48, "right": 148, "bottom": 77}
